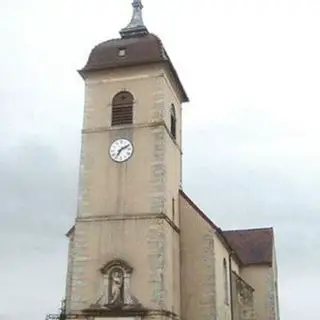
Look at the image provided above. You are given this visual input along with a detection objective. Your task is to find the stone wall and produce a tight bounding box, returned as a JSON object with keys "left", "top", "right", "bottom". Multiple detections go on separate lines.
{"left": 240, "top": 265, "right": 278, "bottom": 320}
{"left": 179, "top": 193, "right": 216, "bottom": 320}
{"left": 231, "top": 272, "right": 258, "bottom": 320}
{"left": 65, "top": 216, "right": 180, "bottom": 313}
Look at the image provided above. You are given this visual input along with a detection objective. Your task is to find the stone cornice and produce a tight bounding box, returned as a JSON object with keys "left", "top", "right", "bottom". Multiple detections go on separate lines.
{"left": 81, "top": 121, "right": 182, "bottom": 154}
{"left": 76, "top": 212, "right": 180, "bottom": 234}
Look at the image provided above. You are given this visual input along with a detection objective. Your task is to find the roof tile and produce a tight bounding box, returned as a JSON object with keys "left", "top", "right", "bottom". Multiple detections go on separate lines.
{"left": 223, "top": 228, "right": 274, "bottom": 265}
{"left": 79, "top": 33, "right": 189, "bottom": 102}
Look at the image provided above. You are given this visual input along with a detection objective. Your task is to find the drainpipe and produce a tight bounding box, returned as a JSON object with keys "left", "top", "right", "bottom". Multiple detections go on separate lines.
{"left": 229, "top": 251, "right": 234, "bottom": 320}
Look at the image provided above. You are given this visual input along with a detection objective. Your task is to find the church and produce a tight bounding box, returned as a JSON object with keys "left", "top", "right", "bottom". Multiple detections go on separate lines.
{"left": 51, "top": 1, "right": 280, "bottom": 320}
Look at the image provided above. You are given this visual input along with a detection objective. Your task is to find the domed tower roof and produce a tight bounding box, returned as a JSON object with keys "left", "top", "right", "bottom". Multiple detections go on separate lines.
{"left": 79, "top": 0, "right": 189, "bottom": 103}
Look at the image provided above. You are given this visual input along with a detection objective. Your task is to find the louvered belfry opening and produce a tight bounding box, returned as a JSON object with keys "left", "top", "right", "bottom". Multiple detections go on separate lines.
{"left": 112, "top": 91, "right": 134, "bottom": 126}
{"left": 170, "top": 104, "right": 176, "bottom": 140}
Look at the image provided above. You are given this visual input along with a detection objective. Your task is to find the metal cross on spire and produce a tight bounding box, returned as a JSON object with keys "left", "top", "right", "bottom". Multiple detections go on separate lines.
{"left": 120, "top": 0, "right": 149, "bottom": 38}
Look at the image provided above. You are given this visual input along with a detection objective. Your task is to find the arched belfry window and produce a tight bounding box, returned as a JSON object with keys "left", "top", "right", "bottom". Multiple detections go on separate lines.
{"left": 223, "top": 258, "right": 229, "bottom": 305}
{"left": 112, "top": 91, "right": 134, "bottom": 126}
{"left": 170, "top": 104, "right": 177, "bottom": 140}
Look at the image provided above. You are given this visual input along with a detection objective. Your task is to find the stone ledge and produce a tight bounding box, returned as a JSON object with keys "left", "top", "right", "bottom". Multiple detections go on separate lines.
{"left": 75, "top": 213, "right": 179, "bottom": 233}
{"left": 81, "top": 122, "right": 182, "bottom": 154}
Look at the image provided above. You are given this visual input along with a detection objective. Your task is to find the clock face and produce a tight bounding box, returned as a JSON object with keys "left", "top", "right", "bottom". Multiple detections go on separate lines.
{"left": 109, "top": 138, "right": 133, "bottom": 163}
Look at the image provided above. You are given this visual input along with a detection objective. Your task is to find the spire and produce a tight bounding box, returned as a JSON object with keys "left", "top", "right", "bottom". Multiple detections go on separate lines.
{"left": 120, "top": 0, "right": 148, "bottom": 38}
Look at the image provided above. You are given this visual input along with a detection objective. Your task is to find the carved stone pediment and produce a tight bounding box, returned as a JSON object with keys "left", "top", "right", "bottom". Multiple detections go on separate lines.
{"left": 100, "top": 259, "right": 133, "bottom": 275}
{"left": 236, "top": 279, "right": 254, "bottom": 307}
{"left": 92, "top": 259, "right": 142, "bottom": 312}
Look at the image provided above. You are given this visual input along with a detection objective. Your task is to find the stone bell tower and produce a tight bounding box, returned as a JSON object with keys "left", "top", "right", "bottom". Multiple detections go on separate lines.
{"left": 65, "top": 1, "right": 189, "bottom": 319}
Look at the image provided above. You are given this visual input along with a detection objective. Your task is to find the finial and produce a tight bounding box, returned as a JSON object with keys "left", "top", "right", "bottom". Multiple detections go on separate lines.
{"left": 120, "top": 0, "right": 148, "bottom": 38}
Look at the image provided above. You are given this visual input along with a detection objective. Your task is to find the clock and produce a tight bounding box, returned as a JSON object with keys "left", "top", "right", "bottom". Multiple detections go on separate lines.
{"left": 109, "top": 138, "right": 134, "bottom": 163}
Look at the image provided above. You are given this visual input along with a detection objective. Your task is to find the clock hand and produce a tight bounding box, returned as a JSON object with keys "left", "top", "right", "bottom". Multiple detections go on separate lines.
{"left": 117, "top": 144, "right": 130, "bottom": 156}
{"left": 121, "top": 144, "right": 130, "bottom": 151}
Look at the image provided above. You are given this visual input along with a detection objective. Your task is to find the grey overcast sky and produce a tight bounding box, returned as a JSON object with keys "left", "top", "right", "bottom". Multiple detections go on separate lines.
{"left": 1, "top": 0, "right": 319, "bottom": 319}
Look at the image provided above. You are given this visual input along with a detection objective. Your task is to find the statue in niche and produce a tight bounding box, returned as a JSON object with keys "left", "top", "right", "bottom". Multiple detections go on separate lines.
{"left": 108, "top": 268, "right": 124, "bottom": 305}
{"left": 92, "top": 259, "right": 143, "bottom": 311}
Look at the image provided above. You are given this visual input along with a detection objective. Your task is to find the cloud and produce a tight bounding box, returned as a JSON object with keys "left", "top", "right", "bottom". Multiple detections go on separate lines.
{"left": 1, "top": 0, "right": 320, "bottom": 319}
{"left": 0, "top": 141, "right": 75, "bottom": 317}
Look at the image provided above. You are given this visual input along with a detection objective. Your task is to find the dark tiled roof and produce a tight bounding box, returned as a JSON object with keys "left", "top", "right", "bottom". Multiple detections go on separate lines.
{"left": 223, "top": 228, "right": 274, "bottom": 266}
{"left": 79, "top": 33, "right": 189, "bottom": 102}
{"left": 179, "top": 190, "right": 274, "bottom": 267}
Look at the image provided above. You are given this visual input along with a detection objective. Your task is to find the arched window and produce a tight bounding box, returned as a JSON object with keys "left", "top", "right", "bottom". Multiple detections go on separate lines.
{"left": 112, "top": 91, "right": 134, "bottom": 126}
{"left": 223, "top": 258, "right": 229, "bottom": 304}
{"left": 170, "top": 104, "right": 176, "bottom": 139}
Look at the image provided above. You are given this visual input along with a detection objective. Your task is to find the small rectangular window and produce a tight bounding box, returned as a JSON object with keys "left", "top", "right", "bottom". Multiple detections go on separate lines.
{"left": 118, "top": 48, "right": 127, "bottom": 57}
